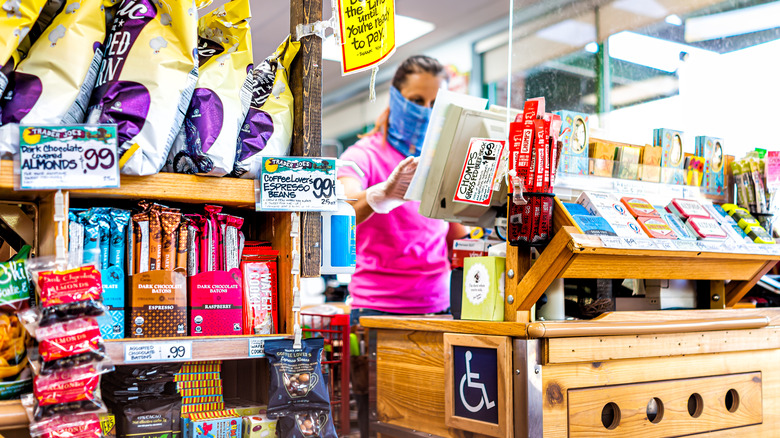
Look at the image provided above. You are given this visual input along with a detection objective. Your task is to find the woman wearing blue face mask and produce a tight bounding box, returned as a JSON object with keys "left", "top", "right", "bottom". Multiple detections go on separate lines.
{"left": 338, "top": 55, "right": 468, "bottom": 325}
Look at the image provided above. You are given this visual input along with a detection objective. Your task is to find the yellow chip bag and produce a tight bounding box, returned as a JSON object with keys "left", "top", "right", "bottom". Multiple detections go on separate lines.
{"left": 86, "top": 0, "right": 198, "bottom": 176}
{"left": 0, "top": 0, "right": 109, "bottom": 153}
{"left": 167, "top": 0, "right": 252, "bottom": 176}
{"left": 0, "top": 0, "right": 48, "bottom": 92}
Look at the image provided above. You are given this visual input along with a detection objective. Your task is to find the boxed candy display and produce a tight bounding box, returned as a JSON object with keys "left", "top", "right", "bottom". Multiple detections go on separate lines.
{"left": 685, "top": 217, "right": 727, "bottom": 240}
{"left": 666, "top": 199, "right": 711, "bottom": 220}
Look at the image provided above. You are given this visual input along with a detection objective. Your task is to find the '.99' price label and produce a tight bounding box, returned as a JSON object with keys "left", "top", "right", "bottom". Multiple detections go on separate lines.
{"left": 124, "top": 340, "right": 193, "bottom": 363}
{"left": 18, "top": 125, "right": 120, "bottom": 190}
{"left": 257, "top": 157, "right": 337, "bottom": 212}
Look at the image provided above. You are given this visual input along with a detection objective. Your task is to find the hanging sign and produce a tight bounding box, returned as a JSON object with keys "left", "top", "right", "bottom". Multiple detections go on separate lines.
{"left": 454, "top": 138, "right": 505, "bottom": 206}
{"left": 336, "top": 0, "right": 396, "bottom": 75}
{"left": 256, "top": 157, "right": 338, "bottom": 212}
{"left": 18, "top": 125, "right": 119, "bottom": 190}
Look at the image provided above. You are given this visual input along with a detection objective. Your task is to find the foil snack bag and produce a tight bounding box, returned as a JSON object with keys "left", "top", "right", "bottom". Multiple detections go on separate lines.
{"left": 86, "top": 0, "right": 199, "bottom": 175}
{"left": 0, "top": 0, "right": 47, "bottom": 95}
{"left": 167, "top": 0, "right": 252, "bottom": 176}
{"left": 0, "top": 0, "right": 108, "bottom": 155}
{"left": 231, "top": 36, "right": 299, "bottom": 178}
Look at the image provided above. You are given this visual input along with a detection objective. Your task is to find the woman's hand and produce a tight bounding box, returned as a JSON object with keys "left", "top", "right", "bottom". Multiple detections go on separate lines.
{"left": 366, "top": 156, "right": 418, "bottom": 214}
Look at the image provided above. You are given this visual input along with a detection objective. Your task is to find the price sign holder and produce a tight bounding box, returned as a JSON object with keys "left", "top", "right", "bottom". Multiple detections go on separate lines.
{"left": 256, "top": 157, "right": 338, "bottom": 212}
{"left": 124, "top": 340, "right": 193, "bottom": 363}
{"left": 17, "top": 125, "right": 120, "bottom": 190}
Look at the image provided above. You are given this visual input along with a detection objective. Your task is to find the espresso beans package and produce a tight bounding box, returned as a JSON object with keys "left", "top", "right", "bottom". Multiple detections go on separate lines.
{"left": 86, "top": 0, "right": 199, "bottom": 175}
{"left": 167, "top": 0, "right": 253, "bottom": 176}
{"left": 265, "top": 338, "right": 331, "bottom": 415}
{"left": 277, "top": 411, "right": 337, "bottom": 438}
{"left": 0, "top": 0, "right": 108, "bottom": 155}
{"left": 231, "top": 36, "right": 300, "bottom": 178}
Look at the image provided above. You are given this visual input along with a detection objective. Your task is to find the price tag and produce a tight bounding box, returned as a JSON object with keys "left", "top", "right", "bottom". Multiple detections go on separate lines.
{"left": 248, "top": 338, "right": 267, "bottom": 358}
{"left": 624, "top": 238, "right": 658, "bottom": 250}
{"left": 767, "top": 245, "right": 780, "bottom": 256}
{"left": 257, "top": 157, "right": 337, "bottom": 212}
{"left": 674, "top": 241, "right": 699, "bottom": 252}
{"left": 124, "top": 340, "right": 193, "bottom": 363}
{"left": 600, "top": 236, "right": 626, "bottom": 249}
{"left": 654, "top": 240, "right": 676, "bottom": 251}
{"left": 18, "top": 125, "right": 119, "bottom": 190}
{"left": 453, "top": 138, "right": 505, "bottom": 206}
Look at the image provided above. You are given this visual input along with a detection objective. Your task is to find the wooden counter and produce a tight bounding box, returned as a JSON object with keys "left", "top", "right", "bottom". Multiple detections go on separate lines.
{"left": 363, "top": 309, "right": 780, "bottom": 437}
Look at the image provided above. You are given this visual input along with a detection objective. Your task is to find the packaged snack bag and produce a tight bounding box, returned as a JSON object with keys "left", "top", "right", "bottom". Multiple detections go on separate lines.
{"left": 265, "top": 338, "right": 331, "bottom": 415}
{"left": 86, "top": 0, "right": 199, "bottom": 176}
{"left": 0, "top": 0, "right": 108, "bottom": 155}
{"left": 277, "top": 411, "right": 336, "bottom": 438}
{"left": 167, "top": 0, "right": 252, "bottom": 176}
{"left": 0, "top": 0, "right": 48, "bottom": 95}
{"left": 231, "top": 36, "right": 299, "bottom": 178}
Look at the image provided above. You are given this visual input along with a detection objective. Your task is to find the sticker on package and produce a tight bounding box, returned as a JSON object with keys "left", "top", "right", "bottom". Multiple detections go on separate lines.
{"left": 453, "top": 138, "right": 504, "bottom": 206}
{"left": 86, "top": 0, "right": 199, "bottom": 176}
{"left": 231, "top": 37, "right": 300, "bottom": 179}
{"left": 167, "top": 0, "right": 253, "bottom": 176}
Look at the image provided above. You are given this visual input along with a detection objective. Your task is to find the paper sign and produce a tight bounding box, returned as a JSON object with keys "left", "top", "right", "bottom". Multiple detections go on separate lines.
{"left": 124, "top": 340, "right": 193, "bottom": 363}
{"left": 248, "top": 338, "right": 268, "bottom": 358}
{"left": 337, "top": 0, "right": 396, "bottom": 75}
{"left": 18, "top": 125, "right": 119, "bottom": 190}
{"left": 257, "top": 157, "right": 337, "bottom": 212}
{"left": 767, "top": 151, "right": 780, "bottom": 190}
{"left": 453, "top": 138, "right": 505, "bottom": 206}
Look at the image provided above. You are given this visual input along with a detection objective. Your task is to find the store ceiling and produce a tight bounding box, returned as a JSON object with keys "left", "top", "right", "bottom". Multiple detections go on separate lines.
{"left": 209, "top": 0, "right": 510, "bottom": 96}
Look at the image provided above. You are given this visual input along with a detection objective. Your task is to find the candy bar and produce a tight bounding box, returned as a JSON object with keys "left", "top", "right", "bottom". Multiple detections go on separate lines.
{"left": 177, "top": 222, "right": 189, "bottom": 272}
{"left": 160, "top": 212, "right": 181, "bottom": 271}
{"left": 132, "top": 214, "right": 149, "bottom": 274}
{"left": 620, "top": 197, "right": 659, "bottom": 218}
{"left": 148, "top": 211, "right": 162, "bottom": 271}
{"left": 666, "top": 198, "right": 711, "bottom": 220}
{"left": 685, "top": 217, "right": 727, "bottom": 240}
{"left": 108, "top": 209, "right": 131, "bottom": 269}
{"left": 637, "top": 216, "right": 677, "bottom": 239}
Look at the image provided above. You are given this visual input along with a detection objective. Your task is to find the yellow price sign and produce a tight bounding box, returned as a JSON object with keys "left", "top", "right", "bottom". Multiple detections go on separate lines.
{"left": 337, "top": 0, "right": 396, "bottom": 75}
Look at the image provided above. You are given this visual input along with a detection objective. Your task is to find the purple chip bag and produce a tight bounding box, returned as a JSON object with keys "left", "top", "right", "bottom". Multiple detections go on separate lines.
{"left": 182, "top": 88, "right": 224, "bottom": 174}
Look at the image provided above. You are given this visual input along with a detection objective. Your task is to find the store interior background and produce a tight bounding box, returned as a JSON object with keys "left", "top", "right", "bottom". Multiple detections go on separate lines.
{"left": 223, "top": 0, "right": 780, "bottom": 306}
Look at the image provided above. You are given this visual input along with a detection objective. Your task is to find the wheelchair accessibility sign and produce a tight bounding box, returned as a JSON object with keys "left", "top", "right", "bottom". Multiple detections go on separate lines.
{"left": 452, "top": 345, "right": 499, "bottom": 424}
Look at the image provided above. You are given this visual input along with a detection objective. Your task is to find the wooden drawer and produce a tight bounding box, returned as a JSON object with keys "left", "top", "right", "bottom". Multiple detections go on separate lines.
{"left": 568, "top": 372, "right": 762, "bottom": 437}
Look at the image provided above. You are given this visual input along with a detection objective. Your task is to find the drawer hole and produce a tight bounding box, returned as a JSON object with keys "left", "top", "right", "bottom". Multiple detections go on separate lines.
{"left": 688, "top": 393, "right": 704, "bottom": 418}
{"left": 647, "top": 397, "right": 664, "bottom": 423}
{"left": 601, "top": 402, "right": 621, "bottom": 430}
{"left": 726, "top": 389, "right": 740, "bottom": 413}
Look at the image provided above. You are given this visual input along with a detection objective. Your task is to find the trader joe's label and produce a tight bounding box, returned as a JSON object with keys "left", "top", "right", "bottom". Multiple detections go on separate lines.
{"left": 258, "top": 157, "right": 337, "bottom": 212}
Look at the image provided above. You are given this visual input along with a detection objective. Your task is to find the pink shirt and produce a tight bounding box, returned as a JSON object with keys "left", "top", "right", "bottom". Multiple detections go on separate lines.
{"left": 338, "top": 133, "right": 451, "bottom": 314}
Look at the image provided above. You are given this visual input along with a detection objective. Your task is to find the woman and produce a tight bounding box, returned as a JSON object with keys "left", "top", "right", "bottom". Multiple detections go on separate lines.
{"left": 338, "top": 55, "right": 467, "bottom": 325}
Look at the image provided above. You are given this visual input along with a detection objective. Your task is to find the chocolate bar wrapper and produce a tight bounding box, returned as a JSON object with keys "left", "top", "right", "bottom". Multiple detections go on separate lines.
{"left": 176, "top": 222, "right": 189, "bottom": 272}
{"left": 132, "top": 213, "right": 150, "bottom": 274}
{"left": 109, "top": 209, "right": 131, "bottom": 269}
{"left": 160, "top": 212, "right": 181, "bottom": 271}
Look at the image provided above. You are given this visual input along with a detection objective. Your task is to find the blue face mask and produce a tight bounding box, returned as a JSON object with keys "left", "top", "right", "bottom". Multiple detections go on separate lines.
{"left": 387, "top": 85, "right": 432, "bottom": 157}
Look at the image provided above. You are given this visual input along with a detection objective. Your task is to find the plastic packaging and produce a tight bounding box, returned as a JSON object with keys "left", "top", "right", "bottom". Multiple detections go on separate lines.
{"left": 265, "top": 338, "right": 331, "bottom": 415}
{"left": 86, "top": 0, "right": 199, "bottom": 175}
{"left": 231, "top": 36, "right": 300, "bottom": 178}
{"left": 29, "top": 413, "right": 104, "bottom": 438}
{"left": 24, "top": 261, "right": 106, "bottom": 326}
{"left": 168, "top": 0, "right": 253, "bottom": 176}
{"left": 26, "top": 362, "right": 111, "bottom": 420}
{"left": 0, "top": 0, "right": 108, "bottom": 156}
{"left": 33, "top": 317, "right": 109, "bottom": 375}
{"left": 277, "top": 411, "right": 337, "bottom": 438}
{"left": 0, "top": 248, "right": 32, "bottom": 312}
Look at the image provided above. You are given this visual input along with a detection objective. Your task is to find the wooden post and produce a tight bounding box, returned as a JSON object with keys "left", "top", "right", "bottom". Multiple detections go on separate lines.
{"left": 290, "top": 0, "right": 323, "bottom": 278}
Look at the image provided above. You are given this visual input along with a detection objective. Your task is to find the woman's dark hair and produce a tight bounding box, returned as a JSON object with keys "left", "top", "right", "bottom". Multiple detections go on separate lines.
{"left": 391, "top": 55, "right": 446, "bottom": 90}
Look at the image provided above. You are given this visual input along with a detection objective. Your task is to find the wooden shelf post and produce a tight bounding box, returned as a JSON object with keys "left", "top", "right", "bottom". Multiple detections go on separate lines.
{"left": 290, "top": 0, "right": 323, "bottom": 278}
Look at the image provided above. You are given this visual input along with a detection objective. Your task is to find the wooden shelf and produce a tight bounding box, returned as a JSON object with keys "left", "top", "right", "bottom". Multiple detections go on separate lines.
{"left": 0, "top": 400, "right": 27, "bottom": 430}
{"left": 105, "top": 334, "right": 290, "bottom": 365}
{"left": 506, "top": 226, "right": 780, "bottom": 319}
{"left": 0, "top": 160, "right": 257, "bottom": 208}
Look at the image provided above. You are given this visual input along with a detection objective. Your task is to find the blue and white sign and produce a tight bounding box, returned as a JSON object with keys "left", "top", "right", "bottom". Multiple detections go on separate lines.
{"left": 452, "top": 345, "right": 499, "bottom": 424}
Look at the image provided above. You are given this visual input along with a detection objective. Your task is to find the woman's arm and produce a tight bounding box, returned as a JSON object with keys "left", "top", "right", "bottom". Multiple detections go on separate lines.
{"left": 340, "top": 176, "right": 374, "bottom": 225}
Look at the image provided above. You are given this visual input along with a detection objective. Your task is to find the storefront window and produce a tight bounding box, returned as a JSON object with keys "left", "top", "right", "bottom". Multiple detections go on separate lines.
{"left": 492, "top": 0, "right": 780, "bottom": 156}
